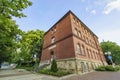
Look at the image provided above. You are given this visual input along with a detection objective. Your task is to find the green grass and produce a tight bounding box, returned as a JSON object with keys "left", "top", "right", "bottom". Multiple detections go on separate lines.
{"left": 38, "top": 69, "right": 72, "bottom": 77}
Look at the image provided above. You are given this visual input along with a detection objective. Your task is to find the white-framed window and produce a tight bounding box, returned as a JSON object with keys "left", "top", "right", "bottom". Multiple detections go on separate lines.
{"left": 51, "top": 27, "right": 56, "bottom": 34}
{"left": 51, "top": 37, "right": 55, "bottom": 43}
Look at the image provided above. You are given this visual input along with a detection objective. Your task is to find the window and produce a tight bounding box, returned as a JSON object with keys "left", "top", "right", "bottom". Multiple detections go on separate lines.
{"left": 96, "top": 52, "right": 98, "bottom": 60}
{"left": 86, "top": 37, "right": 88, "bottom": 43}
{"left": 51, "top": 29, "right": 53, "bottom": 34}
{"left": 76, "top": 20, "right": 79, "bottom": 25}
{"left": 51, "top": 37, "right": 55, "bottom": 43}
{"left": 76, "top": 44, "right": 81, "bottom": 54}
{"left": 89, "top": 49, "right": 92, "bottom": 58}
{"left": 95, "top": 52, "right": 97, "bottom": 59}
{"left": 54, "top": 29, "right": 56, "bottom": 32}
{"left": 78, "top": 31, "right": 81, "bottom": 37}
{"left": 74, "top": 28, "right": 77, "bottom": 35}
{"left": 54, "top": 27, "right": 56, "bottom": 32}
{"left": 93, "top": 51, "right": 95, "bottom": 59}
{"left": 73, "top": 17, "right": 76, "bottom": 23}
{"left": 81, "top": 45, "right": 85, "bottom": 55}
{"left": 83, "top": 35, "right": 85, "bottom": 40}
{"left": 91, "top": 51, "right": 93, "bottom": 59}
{"left": 81, "top": 62, "right": 87, "bottom": 73}
{"left": 51, "top": 27, "right": 56, "bottom": 34}
{"left": 86, "top": 48, "right": 90, "bottom": 58}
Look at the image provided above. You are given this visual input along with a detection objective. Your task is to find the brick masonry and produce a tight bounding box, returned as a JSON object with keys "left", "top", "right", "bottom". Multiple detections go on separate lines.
{"left": 41, "top": 10, "right": 107, "bottom": 74}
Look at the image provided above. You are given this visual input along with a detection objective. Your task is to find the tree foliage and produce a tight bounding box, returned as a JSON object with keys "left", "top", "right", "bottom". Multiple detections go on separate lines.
{"left": 0, "top": 18, "right": 22, "bottom": 63}
{"left": 0, "top": 0, "right": 32, "bottom": 64}
{"left": 51, "top": 59, "right": 58, "bottom": 72}
{"left": 12, "top": 30, "right": 45, "bottom": 63}
{"left": 0, "top": 0, "right": 32, "bottom": 18}
{"left": 100, "top": 41, "right": 120, "bottom": 65}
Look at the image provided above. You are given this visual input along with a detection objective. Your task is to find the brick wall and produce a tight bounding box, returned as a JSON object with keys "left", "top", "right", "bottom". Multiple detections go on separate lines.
{"left": 41, "top": 11, "right": 106, "bottom": 65}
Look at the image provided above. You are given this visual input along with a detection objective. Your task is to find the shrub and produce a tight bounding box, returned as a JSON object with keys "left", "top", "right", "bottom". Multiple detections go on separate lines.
{"left": 39, "top": 69, "right": 72, "bottom": 77}
{"left": 105, "top": 65, "right": 115, "bottom": 71}
{"left": 51, "top": 59, "right": 58, "bottom": 72}
{"left": 95, "top": 66, "right": 106, "bottom": 71}
{"left": 95, "top": 65, "right": 120, "bottom": 72}
{"left": 114, "top": 66, "right": 120, "bottom": 71}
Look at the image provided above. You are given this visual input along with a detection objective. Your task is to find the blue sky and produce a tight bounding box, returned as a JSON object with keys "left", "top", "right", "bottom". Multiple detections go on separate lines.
{"left": 14, "top": 0, "right": 120, "bottom": 45}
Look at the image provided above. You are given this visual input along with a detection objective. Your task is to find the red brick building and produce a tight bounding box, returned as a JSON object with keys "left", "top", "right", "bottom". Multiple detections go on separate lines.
{"left": 41, "top": 11, "right": 106, "bottom": 74}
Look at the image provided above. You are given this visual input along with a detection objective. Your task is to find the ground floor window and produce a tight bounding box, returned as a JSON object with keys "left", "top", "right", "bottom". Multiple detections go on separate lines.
{"left": 81, "top": 62, "right": 87, "bottom": 73}
{"left": 50, "top": 51, "right": 55, "bottom": 62}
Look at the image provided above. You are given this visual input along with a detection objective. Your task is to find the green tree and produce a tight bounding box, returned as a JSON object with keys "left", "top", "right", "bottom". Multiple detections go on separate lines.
{"left": 0, "top": 18, "right": 21, "bottom": 63}
{"left": 0, "top": 0, "right": 32, "bottom": 18}
{"left": 18, "top": 30, "right": 45, "bottom": 63}
{"left": 100, "top": 41, "right": 120, "bottom": 65}
{"left": 0, "top": 0, "right": 32, "bottom": 65}
{"left": 51, "top": 59, "right": 58, "bottom": 72}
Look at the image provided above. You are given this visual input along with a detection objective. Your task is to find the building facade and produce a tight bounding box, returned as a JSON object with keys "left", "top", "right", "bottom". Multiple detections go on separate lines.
{"left": 41, "top": 11, "right": 106, "bottom": 74}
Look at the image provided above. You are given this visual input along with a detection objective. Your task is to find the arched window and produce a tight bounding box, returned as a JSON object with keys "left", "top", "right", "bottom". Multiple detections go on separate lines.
{"left": 89, "top": 49, "right": 91, "bottom": 58}
{"left": 93, "top": 51, "right": 95, "bottom": 59}
{"left": 74, "top": 28, "right": 78, "bottom": 35}
{"left": 86, "top": 48, "right": 90, "bottom": 58}
{"left": 81, "top": 45, "right": 85, "bottom": 55}
{"left": 78, "top": 31, "right": 81, "bottom": 37}
{"left": 76, "top": 43, "right": 81, "bottom": 54}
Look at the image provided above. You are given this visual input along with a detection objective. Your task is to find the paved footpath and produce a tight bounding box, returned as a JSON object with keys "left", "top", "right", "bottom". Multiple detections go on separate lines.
{"left": 62, "top": 71, "right": 120, "bottom": 80}
{"left": 0, "top": 69, "right": 59, "bottom": 80}
{"left": 1, "top": 69, "right": 120, "bottom": 80}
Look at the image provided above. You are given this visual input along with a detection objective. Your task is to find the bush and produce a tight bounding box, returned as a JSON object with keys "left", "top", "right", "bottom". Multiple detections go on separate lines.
{"left": 105, "top": 66, "right": 115, "bottom": 71}
{"left": 39, "top": 69, "right": 72, "bottom": 77}
{"left": 51, "top": 59, "right": 58, "bottom": 72}
{"left": 114, "top": 66, "right": 120, "bottom": 71}
{"left": 95, "top": 66, "right": 106, "bottom": 71}
{"left": 95, "top": 65, "right": 120, "bottom": 71}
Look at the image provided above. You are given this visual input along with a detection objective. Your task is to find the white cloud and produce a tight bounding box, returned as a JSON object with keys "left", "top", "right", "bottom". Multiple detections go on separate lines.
{"left": 103, "top": 0, "right": 120, "bottom": 14}
{"left": 90, "top": 10, "right": 96, "bottom": 14}
{"left": 98, "top": 28, "right": 120, "bottom": 45}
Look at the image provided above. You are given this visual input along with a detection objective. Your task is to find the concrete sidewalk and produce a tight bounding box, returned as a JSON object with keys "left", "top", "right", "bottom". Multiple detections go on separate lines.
{"left": 0, "top": 69, "right": 60, "bottom": 80}
{"left": 62, "top": 71, "right": 120, "bottom": 80}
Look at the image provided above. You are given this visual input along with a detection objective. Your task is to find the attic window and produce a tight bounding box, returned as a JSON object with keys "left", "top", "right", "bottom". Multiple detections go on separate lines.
{"left": 54, "top": 27, "right": 56, "bottom": 32}
{"left": 73, "top": 17, "right": 76, "bottom": 23}
{"left": 76, "top": 20, "right": 79, "bottom": 25}
{"left": 51, "top": 27, "right": 56, "bottom": 34}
